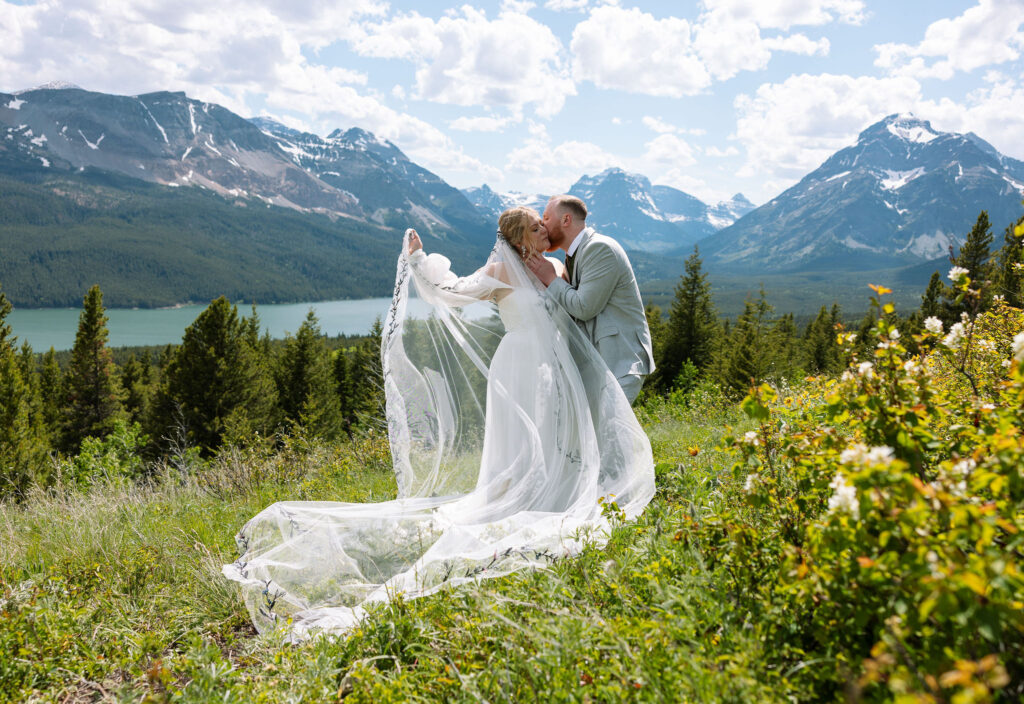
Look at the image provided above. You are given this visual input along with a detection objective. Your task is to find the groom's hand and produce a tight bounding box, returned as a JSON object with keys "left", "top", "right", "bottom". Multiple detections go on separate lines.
{"left": 526, "top": 254, "right": 557, "bottom": 286}
{"left": 406, "top": 229, "right": 423, "bottom": 255}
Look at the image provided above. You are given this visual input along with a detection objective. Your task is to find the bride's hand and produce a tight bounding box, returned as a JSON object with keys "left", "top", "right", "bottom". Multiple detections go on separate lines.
{"left": 406, "top": 229, "right": 423, "bottom": 255}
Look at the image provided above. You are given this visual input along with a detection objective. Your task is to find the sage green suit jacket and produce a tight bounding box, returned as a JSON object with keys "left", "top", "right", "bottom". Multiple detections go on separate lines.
{"left": 547, "top": 228, "right": 655, "bottom": 380}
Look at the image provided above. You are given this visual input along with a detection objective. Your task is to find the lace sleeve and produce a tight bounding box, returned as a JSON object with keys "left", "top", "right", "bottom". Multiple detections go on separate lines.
{"left": 408, "top": 249, "right": 511, "bottom": 307}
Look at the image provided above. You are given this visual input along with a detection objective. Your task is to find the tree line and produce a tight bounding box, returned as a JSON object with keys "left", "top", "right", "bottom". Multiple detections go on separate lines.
{"left": 0, "top": 288, "right": 385, "bottom": 500}
{"left": 644, "top": 208, "right": 1024, "bottom": 398}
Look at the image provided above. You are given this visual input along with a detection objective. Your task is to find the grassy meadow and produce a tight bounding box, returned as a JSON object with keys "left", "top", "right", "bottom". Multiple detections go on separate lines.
{"left": 2, "top": 296, "right": 1023, "bottom": 702}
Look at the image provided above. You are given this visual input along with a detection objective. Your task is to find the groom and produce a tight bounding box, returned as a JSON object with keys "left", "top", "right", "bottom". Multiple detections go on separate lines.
{"left": 526, "top": 195, "right": 655, "bottom": 403}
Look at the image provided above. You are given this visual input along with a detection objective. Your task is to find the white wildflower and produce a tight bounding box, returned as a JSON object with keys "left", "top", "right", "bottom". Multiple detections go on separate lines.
{"left": 857, "top": 361, "right": 875, "bottom": 378}
{"left": 1013, "top": 331, "right": 1024, "bottom": 362}
{"left": 948, "top": 266, "right": 969, "bottom": 282}
{"left": 903, "top": 359, "right": 920, "bottom": 373}
{"left": 951, "top": 458, "right": 976, "bottom": 477}
{"left": 744, "top": 473, "right": 758, "bottom": 492}
{"left": 841, "top": 370, "right": 855, "bottom": 382}
{"left": 890, "top": 328, "right": 900, "bottom": 340}
{"left": 943, "top": 322, "right": 966, "bottom": 350}
{"left": 993, "top": 294, "right": 1005, "bottom": 303}
{"left": 980, "top": 403, "right": 995, "bottom": 411}
{"left": 840, "top": 443, "right": 867, "bottom": 465}
{"left": 1003, "top": 359, "right": 1012, "bottom": 368}
{"left": 743, "top": 430, "right": 760, "bottom": 446}
{"left": 976, "top": 338, "right": 995, "bottom": 351}
{"left": 865, "top": 446, "right": 895, "bottom": 465}
{"left": 827, "top": 472, "right": 859, "bottom": 518}
{"left": 924, "top": 316, "right": 943, "bottom": 334}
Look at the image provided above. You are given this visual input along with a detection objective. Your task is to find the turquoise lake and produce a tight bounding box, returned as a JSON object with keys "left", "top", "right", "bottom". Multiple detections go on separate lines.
{"left": 6, "top": 297, "right": 485, "bottom": 351}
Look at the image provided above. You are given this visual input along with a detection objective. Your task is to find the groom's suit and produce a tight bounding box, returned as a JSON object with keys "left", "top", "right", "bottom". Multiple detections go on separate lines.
{"left": 546, "top": 227, "right": 655, "bottom": 401}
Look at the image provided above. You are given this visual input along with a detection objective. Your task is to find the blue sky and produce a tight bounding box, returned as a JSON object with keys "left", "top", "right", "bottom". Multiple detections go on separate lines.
{"left": 2, "top": 0, "right": 1023, "bottom": 204}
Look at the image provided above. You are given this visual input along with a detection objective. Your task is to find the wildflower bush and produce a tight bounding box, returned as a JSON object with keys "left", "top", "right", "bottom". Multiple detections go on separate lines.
{"left": 703, "top": 278, "right": 1024, "bottom": 701}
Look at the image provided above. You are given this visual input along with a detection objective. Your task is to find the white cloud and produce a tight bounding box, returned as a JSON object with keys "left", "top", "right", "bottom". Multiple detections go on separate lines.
{"left": 643, "top": 133, "right": 698, "bottom": 167}
{"left": 501, "top": 0, "right": 537, "bottom": 13}
{"left": 642, "top": 116, "right": 679, "bottom": 134}
{"left": 351, "top": 6, "right": 573, "bottom": 118}
{"left": 571, "top": 3, "right": 842, "bottom": 95}
{"left": 917, "top": 77, "right": 1024, "bottom": 161}
{"left": 449, "top": 115, "right": 517, "bottom": 132}
{"left": 733, "top": 73, "right": 924, "bottom": 180}
{"left": 705, "top": 145, "right": 740, "bottom": 157}
{"left": 655, "top": 170, "right": 731, "bottom": 204}
{"left": 571, "top": 6, "right": 711, "bottom": 97}
{"left": 700, "top": 0, "right": 867, "bottom": 30}
{"left": 504, "top": 124, "right": 623, "bottom": 193}
{"left": 874, "top": 0, "right": 1024, "bottom": 80}
{"left": 545, "top": 0, "right": 589, "bottom": 10}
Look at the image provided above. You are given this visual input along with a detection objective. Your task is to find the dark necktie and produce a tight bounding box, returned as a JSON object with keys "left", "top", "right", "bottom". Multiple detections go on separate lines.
{"left": 566, "top": 252, "right": 575, "bottom": 282}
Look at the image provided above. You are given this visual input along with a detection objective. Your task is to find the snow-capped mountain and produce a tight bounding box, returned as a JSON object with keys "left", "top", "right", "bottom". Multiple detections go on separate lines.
{"left": 0, "top": 87, "right": 490, "bottom": 245}
{"left": 463, "top": 169, "right": 754, "bottom": 253}
{"left": 703, "top": 114, "right": 1024, "bottom": 272}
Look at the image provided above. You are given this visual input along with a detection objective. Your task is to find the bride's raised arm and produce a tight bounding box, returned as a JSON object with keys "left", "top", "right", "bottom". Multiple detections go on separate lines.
{"left": 405, "top": 228, "right": 511, "bottom": 307}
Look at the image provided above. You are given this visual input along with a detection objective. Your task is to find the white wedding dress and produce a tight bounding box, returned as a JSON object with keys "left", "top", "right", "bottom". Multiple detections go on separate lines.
{"left": 223, "top": 232, "right": 655, "bottom": 639}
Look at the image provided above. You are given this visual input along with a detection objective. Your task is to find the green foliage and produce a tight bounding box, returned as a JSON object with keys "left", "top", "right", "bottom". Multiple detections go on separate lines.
{"left": 0, "top": 284, "right": 48, "bottom": 500}
{"left": 62, "top": 284, "right": 124, "bottom": 451}
{"left": 62, "top": 418, "right": 150, "bottom": 486}
{"left": 276, "top": 310, "right": 343, "bottom": 440}
{"left": 993, "top": 212, "right": 1024, "bottom": 308}
{"left": 153, "top": 297, "right": 277, "bottom": 456}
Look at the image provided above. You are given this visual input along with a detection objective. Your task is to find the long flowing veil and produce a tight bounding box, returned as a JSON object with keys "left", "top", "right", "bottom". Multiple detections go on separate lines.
{"left": 223, "top": 232, "right": 655, "bottom": 639}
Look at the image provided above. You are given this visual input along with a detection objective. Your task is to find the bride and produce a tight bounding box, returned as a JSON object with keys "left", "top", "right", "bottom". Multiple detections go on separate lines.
{"left": 223, "top": 207, "right": 655, "bottom": 639}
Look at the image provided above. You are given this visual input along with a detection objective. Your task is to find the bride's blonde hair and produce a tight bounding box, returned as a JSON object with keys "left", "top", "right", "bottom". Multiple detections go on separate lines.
{"left": 498, "top": 206, "right": 541, "bottom": 259}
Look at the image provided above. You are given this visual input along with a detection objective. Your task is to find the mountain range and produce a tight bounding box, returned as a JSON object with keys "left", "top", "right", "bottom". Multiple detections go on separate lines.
{"left": 463, "top": 172, "right": 754, "bottom": 252}
{"left": 703, "top": 114, "right": 1024, "bottom": 272}
{"left": 2, "top": 86, "right": 1023, "bottom": 311}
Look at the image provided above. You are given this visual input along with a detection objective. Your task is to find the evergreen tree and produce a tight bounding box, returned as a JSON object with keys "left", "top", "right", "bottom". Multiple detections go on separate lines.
{"left": 276, "top": 310, "right": 343, "bottom": 439}
{"left": 656, "top": 247, "right": 718, "bottom": 391}
{"left": 62, "top": 285, "right": 123, "bottom": 450}
{"left": 920, "top": 271, "right": 945, "bottom": 320}
{"left": 347, "top": 319, "right": 385, "bottom": 425}
{"left": 803, "top": 305, "right": 842, "bottom": 374}
{"left": 773, "top": 312, "right": 802, "bottom": 378}
{"left": 0, "top": 285, "right": 47, "bottom": 499}
{"left": 716, "top": 290, "right": 774, "bottom": 396}
{"left": 38, "top": 348, "right": 63, "bottom": 436}
{"left": 993, "top": 214, "right": 1024, "bottom": 308}
{"left": 120, "top": 353, "right": 154, "bottom": 427}
{"left": 154, "top": 297, "right": 276, "bottom": 455}
{"left": 333, "top": 349, "right": 354, "bottom": 438}
{"left": 942, "top": 211, "right": 996, "bottom": 318}
{"left": 644, "top": 304, "right": 667, "bottom": 374}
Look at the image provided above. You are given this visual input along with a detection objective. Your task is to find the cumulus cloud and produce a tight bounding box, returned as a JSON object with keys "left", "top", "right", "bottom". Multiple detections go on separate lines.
{"left": 642, "top": 116, "right": 679, "bottom": 134}
{"left": 571, "top": 3, "right": 843, "bottom": 95}
{"left": 642, "top": 133, "right": 699, "bottom": 167}
{"left": 449, "top": 115, "right": 518, "bottom": 132}
{"left": 700, "top": 0, "right": 867, "bottom": 30}
{"left": 504, "top": 123, "right": 623, "bottom": 193}
{"left": 545, "top": 0, "right": 590, "bottom": 10}
{"left": 705, "top": 145, "right": 740, "bottom": 157}
{"left": 874, "top": 0, "right": 1024, "bottom": 80}
{"left": 571, "top": 6, "right": 711, "bottom": 97}
{"left": 351, "top": 6, "right": 574, "bottom": 118}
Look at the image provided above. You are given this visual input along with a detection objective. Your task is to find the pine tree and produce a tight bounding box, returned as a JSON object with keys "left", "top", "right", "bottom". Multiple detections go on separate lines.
{"left": 803, "top": 305, "right": 842, "bottom": 373}
{"left": 920, "top": 271, "right": 945, "bottom": 320}
{"left": 62, "top": 285, "right": 123, "bottom": 450}
{"left": 154, "top": 297, "right": 276, "bottom": 455}
{"left": 942, "top": 211, "right": 996, "bottom": 318}
{"left": 38, "top": 348, "right": 63, "bottom": 438}
{"left": 656, "top": 247, "right": 718, "bottom": 391}
{"left": 120, "top": 353, "right": 155, "bottom": 427}
{"left": 347, "top": 318, "right": 385, "bottom": 425}
{"left": 993, "top": 214, "right": 1024, "bottom": 308}
{"left": 276, "top": 310, "right": 343, "bottom": 439}
{"left": 716, "top": 290, "right": 774, "bottom": 396}
{"left": 0, "top": 285, "right": 47, "bottom": 499}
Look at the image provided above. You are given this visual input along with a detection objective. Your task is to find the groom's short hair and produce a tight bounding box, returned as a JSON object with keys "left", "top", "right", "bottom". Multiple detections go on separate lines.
{"left": 549, "top": 195, "right": 587, "bottom": 222}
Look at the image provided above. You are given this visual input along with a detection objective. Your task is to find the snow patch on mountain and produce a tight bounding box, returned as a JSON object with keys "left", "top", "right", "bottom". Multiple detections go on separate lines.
{"left": 887, "top": 114, "right": 938, "bottom": 143}
{"left": 879, "top": 167, "right": 925, "bottom": 191}
{"left": 6, "top": 98, "right": 25, "bottom": 110}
